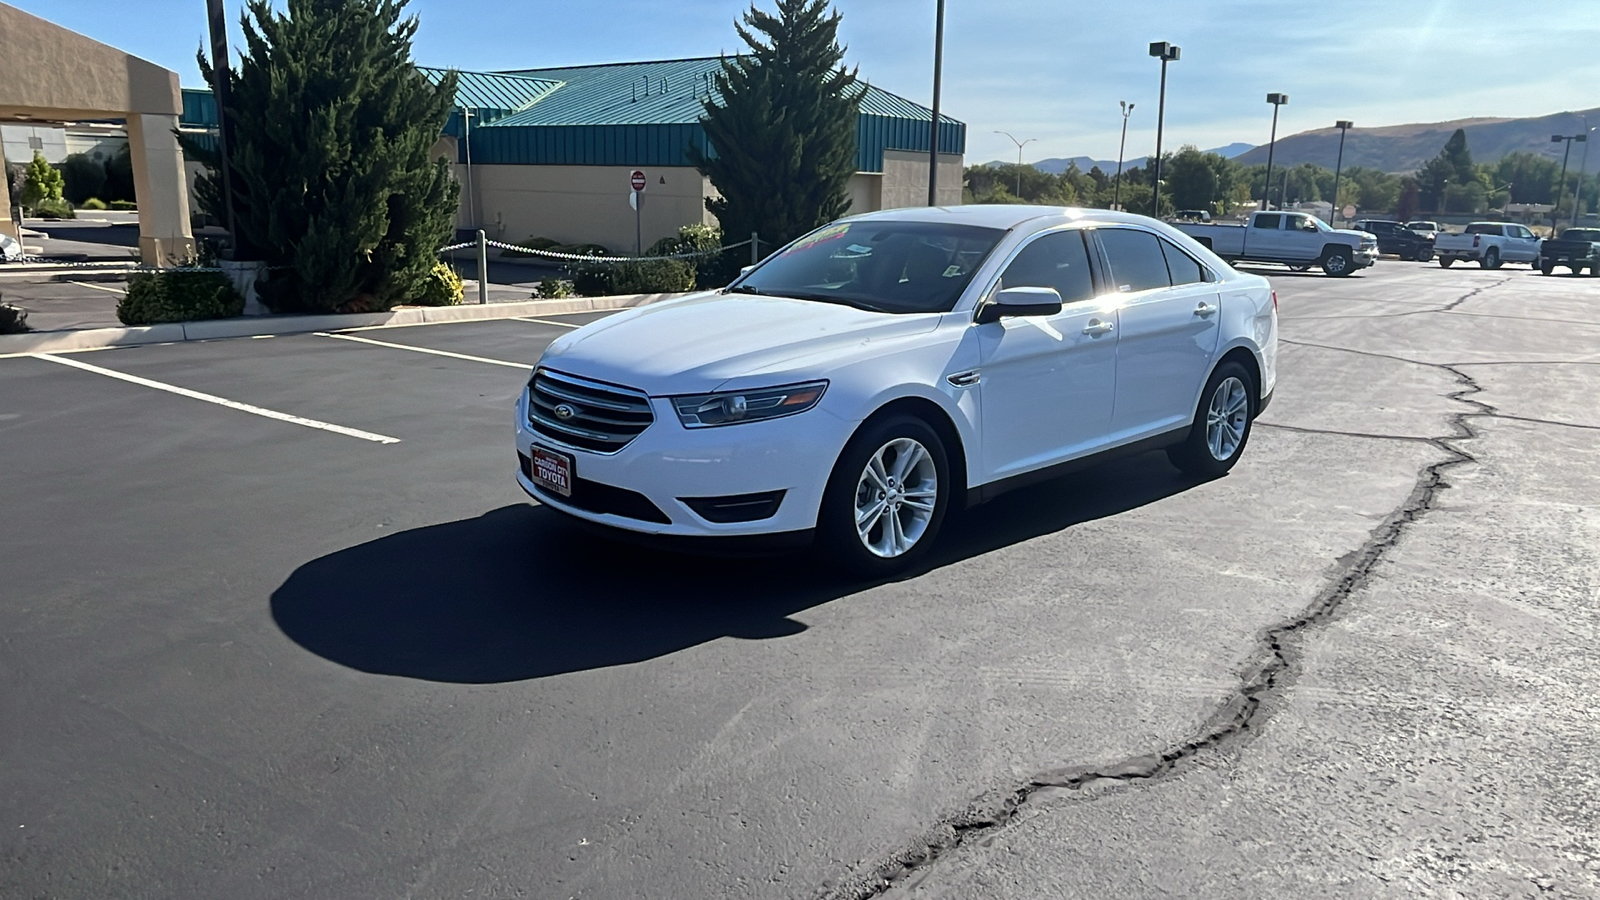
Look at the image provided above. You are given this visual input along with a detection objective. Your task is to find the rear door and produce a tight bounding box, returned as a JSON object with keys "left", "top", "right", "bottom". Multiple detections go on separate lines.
{"left": 1095, "top": 227, "right": 1222, "bottom": 440}
{"left": 1244, "top": 213, "right": 1284, "bottom": 260}
{"left": 975, "top": 229, "right": 1120, "bottom": 480}
{"left": 1507, "top": 224, "right": 1540, "bottom": 261}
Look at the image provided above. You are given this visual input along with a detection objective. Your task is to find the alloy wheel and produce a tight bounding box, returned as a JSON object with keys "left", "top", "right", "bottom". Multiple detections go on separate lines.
{"left": 1205, "top": 376, "right": 1250, "bottom": 461}
{"left": 854, "top": 437, "right": 939, "bottom": 558}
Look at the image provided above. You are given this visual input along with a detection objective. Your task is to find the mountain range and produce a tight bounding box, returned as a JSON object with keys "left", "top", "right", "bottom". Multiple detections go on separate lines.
{"left": 1004, "top": 107, "right": 1600, "bottom": 176}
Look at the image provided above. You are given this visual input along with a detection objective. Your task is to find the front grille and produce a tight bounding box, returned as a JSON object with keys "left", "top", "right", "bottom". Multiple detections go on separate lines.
{"left": 527, "top": 369, "right": 654, "bottom": 453}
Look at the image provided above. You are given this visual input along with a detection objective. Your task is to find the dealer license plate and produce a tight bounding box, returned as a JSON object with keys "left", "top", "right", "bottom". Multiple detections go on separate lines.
{"left": 530, "top": 445, "right": 574, "bottom": 498}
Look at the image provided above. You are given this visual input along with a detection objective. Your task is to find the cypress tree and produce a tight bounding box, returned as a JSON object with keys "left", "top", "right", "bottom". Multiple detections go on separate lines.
{"left": 194, "top": 0, "right": 458, "bottom": 313}
{"left": 691, "top": 0, "right": 865, "bottom": 268}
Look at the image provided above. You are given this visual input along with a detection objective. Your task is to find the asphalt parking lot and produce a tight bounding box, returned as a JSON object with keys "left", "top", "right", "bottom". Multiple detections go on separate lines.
{"left": 3, "top": 261, "right": 1598, "bottom": 898}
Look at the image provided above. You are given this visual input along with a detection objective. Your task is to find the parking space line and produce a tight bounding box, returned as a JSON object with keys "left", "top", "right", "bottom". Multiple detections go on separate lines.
{"left": 69, "top": 281, "right": 127, "bottom": 295}
{"left": 314, "top": 331, "right": 530, "bottom": 369}
{"left": 32, "top": 353, "right": 401, "bottom": 444}
{"left": 512, "top": 317, "right": 581, "bottom": 329}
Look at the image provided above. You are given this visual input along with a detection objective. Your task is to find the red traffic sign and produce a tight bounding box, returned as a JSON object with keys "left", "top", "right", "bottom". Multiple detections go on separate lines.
{"left": 630, "top": 170, "right": 647, "bottom": 192}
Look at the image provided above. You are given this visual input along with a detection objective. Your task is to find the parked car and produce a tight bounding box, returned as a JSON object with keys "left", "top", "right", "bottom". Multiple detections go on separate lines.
{"left": 0, "top": 231, "right": 22, "bottom": 263}
{"left": 1172, "top": 209, "right": 1212, "bottom": 222}
{"left": 1537, "top": 227, "right": 1600, "bottom": 275}
{"left": 1351, "top": 219, "right": 1435, "bottom": 261}
{"left": 515, "top": 206, "right": 1278, "bottom": 575}
{"left": 1433, "top": 222, "right": 1541, "bottom": 268}
{"left": 1175, "top": 210, "right": 1378, "bottom": 276}
{"left": 1407, "top": 220, "right": 1447, "bottom": 236}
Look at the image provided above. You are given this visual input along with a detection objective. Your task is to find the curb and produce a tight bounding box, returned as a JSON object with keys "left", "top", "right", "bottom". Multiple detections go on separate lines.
{"left": 0, "top": 291, "right": 689, "bottom": 357}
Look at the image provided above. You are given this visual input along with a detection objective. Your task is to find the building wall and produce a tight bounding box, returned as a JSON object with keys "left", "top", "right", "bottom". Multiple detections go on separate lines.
{"left": 880, "top": 150, "right": 965, "bottom": 210}
{"left": 460, "top": 163, "right": 716, "bottom": 254}
{"left": 846, "top": 173, "right": 883, "bottom": 218}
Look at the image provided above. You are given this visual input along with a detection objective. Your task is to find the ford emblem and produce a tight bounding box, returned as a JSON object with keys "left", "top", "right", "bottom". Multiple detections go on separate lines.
{"left": 553, "top": 403, "right": 577, "bottom": 420}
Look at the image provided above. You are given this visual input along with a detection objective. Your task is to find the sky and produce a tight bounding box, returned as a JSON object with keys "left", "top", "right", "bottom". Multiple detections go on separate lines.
{"left": 13, "top": 0, "right": 1600, "bottom": 165}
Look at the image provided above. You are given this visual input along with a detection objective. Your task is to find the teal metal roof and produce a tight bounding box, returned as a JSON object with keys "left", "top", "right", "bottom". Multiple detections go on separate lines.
{"left": 417, "top": 67, "right": 562, "bottom": 119}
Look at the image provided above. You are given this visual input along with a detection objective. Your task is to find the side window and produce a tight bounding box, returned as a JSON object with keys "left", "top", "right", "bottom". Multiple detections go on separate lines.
{"left": 1253, "top": 214, "right": 1281, "bottom": 230}
{"left": 1159, "top": 239, "right": 1210, "bottom": 286}
{"left": 1098, "top": 229, "right": 1173, "bottom": 293}
{"left": 995, "top": 230, "right": 1095, "bottom": 304}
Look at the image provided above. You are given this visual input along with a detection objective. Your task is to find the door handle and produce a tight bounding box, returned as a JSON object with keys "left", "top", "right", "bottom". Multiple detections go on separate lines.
{"left": 1082, "top": 319, "right": 1114, "bottom": 336}
{"left": 1194, "top": 302, "right": 1218, "bottom": 317}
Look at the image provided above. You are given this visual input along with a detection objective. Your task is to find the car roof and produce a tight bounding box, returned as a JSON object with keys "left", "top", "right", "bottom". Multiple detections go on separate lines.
{"left": 841, "top": 203, "right": 1159, "bottom": 231}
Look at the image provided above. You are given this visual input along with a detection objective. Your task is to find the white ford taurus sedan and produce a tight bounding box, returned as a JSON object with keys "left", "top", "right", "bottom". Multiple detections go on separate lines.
{"left": 516, "top": 205, "right": 1277, "bottom": 575}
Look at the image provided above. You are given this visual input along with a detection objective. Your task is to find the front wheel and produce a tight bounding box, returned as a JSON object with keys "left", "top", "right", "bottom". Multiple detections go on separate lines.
{"left": 1481, "top": 248, "right": 1501, "bottom": 269}
{"left": 1540, "top": 260, "right": 1555, "bottom": 275}
{"left": 818, "top": 415, "right": 951, "bottom": 577}
{"left": 1168, "top": 361, "right": 1256, "bottom": 478}
{"left": 1322, "top": 250, "right": 1353, "bottom": 277}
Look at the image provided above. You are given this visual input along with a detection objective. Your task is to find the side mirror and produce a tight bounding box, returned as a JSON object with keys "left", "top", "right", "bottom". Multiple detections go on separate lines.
{"left": 976, "top": 286, "right": 1063, "bottom": 324}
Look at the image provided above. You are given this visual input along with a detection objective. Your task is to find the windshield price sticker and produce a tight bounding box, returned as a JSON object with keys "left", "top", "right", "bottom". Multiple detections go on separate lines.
{"left": 786, "top": 223, "right": 851, "bottom": 254}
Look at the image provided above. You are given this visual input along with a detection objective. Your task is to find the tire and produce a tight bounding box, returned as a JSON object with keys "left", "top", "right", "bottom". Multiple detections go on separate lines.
{"left": 1570, "top": 265, "right": 1585, "bottom": 275}
{"left": 1322, "top": 249, "right": 1353, "bottom": 277}
{"left": 818, "top": 414, "right": 951, "bottom": 577}
{"left": 1414, "top": 245, "right": 1434, "bottom": 263}
{"left": 1481, "top": 247, "right": 1501, "bottom": 269}
{"left": 1439, "top": 257, "right": 1455, "bottom": 268}
{"left": 1167, "top": 360, "right": 1256, "bottom": 478}
{"left": 1540, "top": 260, "right": 1556, "bottom": 275}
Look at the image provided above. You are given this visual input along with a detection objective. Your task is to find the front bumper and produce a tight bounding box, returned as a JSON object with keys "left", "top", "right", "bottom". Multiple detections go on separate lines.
{"left": 513, "top": 386, "right": 855, "bottom": 538}
{"left": 1354, "top": 247, "right": 1379, "bottom": 268}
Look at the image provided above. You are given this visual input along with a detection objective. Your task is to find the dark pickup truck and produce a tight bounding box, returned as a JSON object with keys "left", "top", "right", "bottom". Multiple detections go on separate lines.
{"left": 1351, "top": 219, "right": 1435, "bottom": 262}
{"left": 1538, "top": 228, "right": 1600, "bottom": 275}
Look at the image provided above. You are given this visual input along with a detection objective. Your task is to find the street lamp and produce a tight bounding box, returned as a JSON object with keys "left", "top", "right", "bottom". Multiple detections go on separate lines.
{"left": 1574, "top": 118, "right": 1594, "bottom": 224}
{"left": 928, "top": 0, "right": 945, "bottom": 207}
{"left": 1262, "top": 93, "right": 1288, "bottom": 212}
{"left": 1551, "top": 132, "right": 1587, "bottom": 232}
{"left": 1148, "top": 41, "right": 1180, "bottom": 219}
{"left": 462, "top": 107, "right": 477, "bottom": 229}
{"left": 994, "top": 130, "right": 1037, "bottom": 198}
{"left": 1330, "top": 120, "right": 1353, "bottom": 225}
{"left": 1114, "top": 101, "right": 1135, "bottom": 211}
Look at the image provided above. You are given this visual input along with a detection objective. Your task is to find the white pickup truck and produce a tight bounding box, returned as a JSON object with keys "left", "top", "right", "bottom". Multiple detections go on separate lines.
{"left": 1175, "top": 211, "right": 1379, "bottom": 277}
{"left": 1433, "top": 222, "right": 1541, "bottom": 269}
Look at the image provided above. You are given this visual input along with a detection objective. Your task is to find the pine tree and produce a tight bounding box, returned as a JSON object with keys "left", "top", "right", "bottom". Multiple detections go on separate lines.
{"left": 691, "top": 0, "right": 865, "bottom": 271}
{"left": 194, "top": 0, "right": 458, "bottom": 313}
{"left": 20, "top": 151, "right": 64, "bottom": 210}
{"left": 1441, "top": 128, "right": 1476, "bottom": 185}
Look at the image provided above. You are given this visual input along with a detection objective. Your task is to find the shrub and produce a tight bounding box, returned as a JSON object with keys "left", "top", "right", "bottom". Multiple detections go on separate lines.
{"left": 31, "top": 198, "right": 76, "bottom": 219}
{"left": 109, "top": 199, "right": 138, "bottom": 211}
{"left": 20, "top": 151, "right": 64, "bottom": 210}
{"left": 573, "top": 257, "right": 695, "bottom": 296}
{"left": 0, "top": 296, "right": 29, "bottom": 334}
{"left": 649, "top": 223, "right": 725, "bottom": 288}
{"left": 103, "top": 145, "right": 136, "bottom": 202}
{"left": 412, "top": 262, "right": 464, "bottom": 306}
{"left": 81, "top": 197, "right": 108, "bottom": 211}
{"left": 501, "top": 236, "right": 561, "bottom": 258}
{"left": 117, "top": 270, "right": 244, "bottom": 325}
{"left": 60, "top": 154, "right": 107, "bottom": 206}
{"left": 533, "top": 277, "right": 574, "bottom": 299}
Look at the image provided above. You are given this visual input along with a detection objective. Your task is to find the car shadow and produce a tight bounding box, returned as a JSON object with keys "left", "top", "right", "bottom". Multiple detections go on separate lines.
{"left": 270, "top": 451, "right": 1208, "bottom": 684}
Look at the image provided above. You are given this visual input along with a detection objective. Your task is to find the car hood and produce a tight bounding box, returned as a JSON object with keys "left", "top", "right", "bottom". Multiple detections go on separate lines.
{"left": 536, "top": 291, "right": 944, "bottom": 394}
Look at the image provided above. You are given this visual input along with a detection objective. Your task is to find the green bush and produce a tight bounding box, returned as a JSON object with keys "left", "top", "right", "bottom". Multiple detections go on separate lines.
{"left": 0, "top": 297, "right": 30, "bottom": 334}
{"left": 81, "top": 197, "right": 108, "bottom": 211}
{"left": 60, "top": 154, "right": 107, "bottom": 206}
{"left": 31, "top": 198, "right": 76, "bottom": 219}
{"left": 117, "top": 270, "right": 244, "bottom": 325}
{"left": 109, "top": 199, "right": 138, "bottom": 211}
{"left": 20, "top": 151, "right": 64, "bottom": 210}
{"left": 533, "top": 277, "right": 575, "bottom": 299}
{"left": 573, "top": 257, "right": 695, "bottom": 296}
{"left": 501, "top": 236, "right": 561, "bottom": 258}
{"left": 550, "top": 242, "right": 611, "bottom": 257}
{"left": 413, "top": 262, "right": 464, "bottom": 306}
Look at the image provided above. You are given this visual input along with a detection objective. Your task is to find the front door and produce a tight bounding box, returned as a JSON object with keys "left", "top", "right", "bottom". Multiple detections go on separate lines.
{"left": 1095, "top": 227, "right": 1223, "bottom": 440}
{"left": 975, "top": 229, "right": 1119, "bottom": 482}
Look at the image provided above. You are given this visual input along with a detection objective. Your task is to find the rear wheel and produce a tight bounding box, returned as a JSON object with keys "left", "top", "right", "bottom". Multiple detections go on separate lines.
{"left": 1414, "top": 245, "right": 1434, "bottom": 262}
{"left": 1439, "top": 257, "right": 1455, "bottom": 268}
{"left": 1541, "top": 260, "right": 1556, "bottom": 275}
{"left": 1322, "top": 250, "right": 1353, "bottom": 277}
{"left": 1481, "top": 247, "right": 1501, "bottom": 269}
{"left": 819, "top": 415, "right": 951, "bottom": 577}
{"left": 1168, "top": 361, "right": 1256, "bottom": 478}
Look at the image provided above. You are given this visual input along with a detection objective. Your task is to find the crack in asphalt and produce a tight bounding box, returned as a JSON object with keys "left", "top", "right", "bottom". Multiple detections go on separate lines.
{"left": 1280, "top": 276, "right": 1512, "bottom": 322}
{"left": 1256, "top": 422, "right": 1438, "bottom": 444}
{"left": 816, "top": 303, "right": 1514, "bottom": 900}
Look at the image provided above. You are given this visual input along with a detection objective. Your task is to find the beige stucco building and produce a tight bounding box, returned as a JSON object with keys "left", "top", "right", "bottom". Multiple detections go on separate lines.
{"left": 0, "top": 1, "right": 194, "bottom": 265}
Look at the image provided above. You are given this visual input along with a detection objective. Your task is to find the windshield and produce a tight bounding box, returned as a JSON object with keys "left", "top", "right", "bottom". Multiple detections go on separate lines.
{"left": 1560, "top": 229, "right": 1600, "bottom": 242}
{"left": 732, "top": 221, "right": 1007, "bottom": 314}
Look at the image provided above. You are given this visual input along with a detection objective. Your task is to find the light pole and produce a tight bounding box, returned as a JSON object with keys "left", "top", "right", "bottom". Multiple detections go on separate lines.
{"left": 1148, "top": 41, "right": 1180, "bottom": 219}
{"left": 1262, "top": 93, "right": 1288, "bottom": 212}
{"left": 927, "top": 0, "right": 945, "bottom": 206}
{"left": 1574, "top": 119, "right": 1594, "bottom": 224}
{"left": 1114, "top": 101, "right": 1134, "bottom": 211}
{"left": 994, "top": 131, "right": 1037, "bottom": 198}
{"left": 1551, "top": 132, "right": 1587, "bottom": 232}
{"left": 1330, "top": 120, "right": 1353, "bottom": 225}
{"left": 462, "top": 107, "right": 477, "bottom": 229}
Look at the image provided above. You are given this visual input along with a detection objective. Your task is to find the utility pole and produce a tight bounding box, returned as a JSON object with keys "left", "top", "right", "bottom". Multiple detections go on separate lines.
{"left": 1551, "top": 132, "right": 1586, "bottom": 233}
{"left": 1114, "top": 101, "right": 1134, "bottom": 211}
{"left": 927, "top": 0, "right": 945, "bottom": 207}
{"left": 1262, "top": 93, "right": 1288, "bottom": 212}
{"left": 1148, "top": 42, "right": 1180, "bottom": 219}
{"left": 1330, "top": 120, "right": 1353, "bottom": 225}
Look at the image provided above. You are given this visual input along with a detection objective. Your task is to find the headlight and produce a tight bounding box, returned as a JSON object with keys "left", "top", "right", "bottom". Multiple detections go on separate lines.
{"left": 671, "top": 381, "right": 828, "bottom": 428}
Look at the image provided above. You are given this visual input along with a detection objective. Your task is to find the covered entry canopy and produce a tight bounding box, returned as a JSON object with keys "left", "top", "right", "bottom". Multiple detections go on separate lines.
{"left": 0, "top": 1, "right": 194, "bottom": 265}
